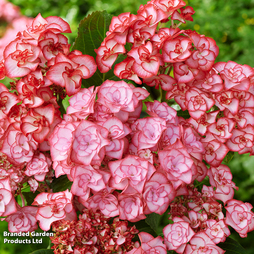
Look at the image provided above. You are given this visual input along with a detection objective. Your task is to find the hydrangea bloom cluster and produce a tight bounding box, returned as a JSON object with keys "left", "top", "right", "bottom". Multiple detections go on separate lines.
{"left": 0, "top": 12, "right": 96, "bottom": 229}
{"left": 0, "top": 0, "right": 254, "bottom": 253}
{"left": 50, "top": 209, "right": 139, "bottom": 253}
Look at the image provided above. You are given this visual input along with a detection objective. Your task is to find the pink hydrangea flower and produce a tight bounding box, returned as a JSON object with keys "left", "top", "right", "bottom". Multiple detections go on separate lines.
{"left": 127, "top": 41, "right": 160, "bottom": 78}
{"left": 145, "top": 100, "right": 177, "bottom": 124}
{"left": 185, "top": 232, "right": 226, "bottom": 254}
{"left": 143, "top": 74, "right": 176, "bottom": 91}
{"left": 28, "top": 178, "right": 39, "bottom": 192}
{"left": 5, "top": 206, "right": 38, "bottom": 232}
{"left": 163, "top": 217, "right": 195, "bottom": 253}
{"left": 152, "top": 0, "right": 186, "bottom": 17}
{"left": 226, "top": 125, "right": 254, "bottom": 154}
{"left": 114, "top": 58, "right": 142, "bottom": 84}
{"left": 207, "top": 117, "right": 235, "bottom": 143}
{"left": 143, "top": 172, "right": 175, "bottom": 214}
{"left": 95, "top": 38, "right": 125, "bottom": 72}
{"left": 38, "top": 30, "right": 70, "bottom": 61}
{"left": 215, "top": 90, "right": 239, "bottom": 114}
{"left": 1, "top": 124, "right": 38, "bottom": 165}
{"left": 131, "top": 117, "right": 167, "bottom": 150}
{"left": 118, "top": 190, "right": 146, "bottom": 222}
{"left": 67, "top": 86, "right": 98, "bottom": 119}
{"left": 85, "top": 190, "right": 119, "bottom": 217}
{"left": 46, "top": 52, "right": 97, "bottom": 96}
{"left": 32, "top": 190, "right": 76, "bottom": 231}
{"left": 208, "top": 165, "right": 238, "bottom": 203}
{"left": 4, "top": 39, "right": 41, "bottom": 78}
{"left": 71, "top": 120, "right": 110, "bottom": 165}
{"left": 0, "top": 178, "right": 17, "bottom": 216}
{"left": 159, "top": 123, "right": 181, "bottom": 148}
{"left": 185, "top": 88, "right": 215, "bottom": 120}
{"left": 205, "top": 219, "right": 230, "bottom": 244}
{"left": 0, "top": 83, "right": 19, "bottom": 119}
{"left": 127, "top": 232, "right": 167, "bottom": 254}
{"left": 97, "top": 80, "right": 138, "bottom": 113}
{"left": 102, "top": 116, "right": 131, "bottom": 159}
{"left": 214, "top": 61, "right": 254, "bottom": 91}
{"left": 16, "top": 71, "right": 49, "bottom": 108}
{"left": 186, "top": 33, "right": 219, "bottom": 72}
{"left": 181, "top": 127, "right": 204, "bottom": 161}
{"left": 20, "top": 104, "right": 55, "bottom": 143}
{"left": 71, "top": 165, "right": 106, "bottom": 201}
{"left": 109, "top": 155, "right": 155, "bottom": 193}
{"left": 24, "top": 152, "right": 50, "bottom": 181}
{"left": 158, "top": 140, "right": 194, "bottom": 187}
{"left": 25, "top": 13, "right": 71, "bottom": 38}
{"left": 162, "top": 35, "right": 192, "bottom": 63}
{"left": 225, "top": 199, "right": 254, "bottom": 237}
{"left": 49, "top": 121, "right": 79, "bottom": 162}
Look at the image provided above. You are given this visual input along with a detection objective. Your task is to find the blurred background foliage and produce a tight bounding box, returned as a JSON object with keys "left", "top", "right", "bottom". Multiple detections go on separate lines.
{"left": 1, "top": 0, "right": 254, "bottom": 253}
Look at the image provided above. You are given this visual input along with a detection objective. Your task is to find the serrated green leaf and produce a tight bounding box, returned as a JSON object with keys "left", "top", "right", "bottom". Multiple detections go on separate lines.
{"left": 29, "top": 249, "right": 53, "bottom": 254}
{"left": 218, "top": 236, "right": 246, "bottom": 254}
{"left": 72, "top": 11, "right": 123, "bottom": 88}
{"left": 50, "top": 175, "right": 72, "bottom": 192}
{"left": 72, "top": 10, "right": 111, "bottom": 57}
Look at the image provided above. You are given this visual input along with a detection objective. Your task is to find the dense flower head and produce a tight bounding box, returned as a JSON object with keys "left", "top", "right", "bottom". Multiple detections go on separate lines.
{"left": 50, "top": 209, "right": 139, "bottom": 254}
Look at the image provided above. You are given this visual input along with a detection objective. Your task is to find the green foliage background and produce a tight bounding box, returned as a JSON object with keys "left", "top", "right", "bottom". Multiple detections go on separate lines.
{"left": 0, "top": 0, "right": 254, "bottom": 253}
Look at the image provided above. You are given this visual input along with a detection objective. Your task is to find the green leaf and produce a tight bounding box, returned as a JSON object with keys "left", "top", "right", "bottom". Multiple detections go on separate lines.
{"left": 145, "top": 213, "right": 162, "bottom": 234}
{"left": 132, "top": 219, "right": 157, "bottom": 238}
{"left": 218, "top": 236, "right": 246, "bottom": 254}
{"left": 72, "top": 10, "right": 123, "bottom": 88}
{"left": 223, "top": 151, "right": 235, "bottom": 164}
{"left": 194, "top": 176, "right": 210, "bottom": 192}
{"left": 29, "top": 249, "right": 53, "bottom": 254}
{"left": 50, "top": 175, "right": 72, "bottom": 192}
{"left": 72, "top": 10, "right": 111, "bottom": 58}
{"left": 177, "top": 110, "right": 190, "bottom": 119}
{"left": 62, "top": 95, "right": 70, "bottom": 112}
{"left": 144, "top": 85, "right": 160, "bottom": 101}
{"left": 58, "top": 97, "right": 66, "bottom": 117}
{"left": 22, "top": 191, "right": 40, "bottom": 206}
